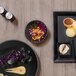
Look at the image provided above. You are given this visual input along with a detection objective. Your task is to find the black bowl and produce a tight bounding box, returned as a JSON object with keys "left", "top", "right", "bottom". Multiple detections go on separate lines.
{"left": 25, "top": 20, "right": 48, "bottom": 44}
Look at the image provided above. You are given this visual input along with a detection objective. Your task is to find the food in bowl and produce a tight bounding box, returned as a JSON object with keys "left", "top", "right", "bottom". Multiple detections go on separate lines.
{"left": 29, "top": 26, "right": 45, "bottom": 41}
{"left": 25, "top": 20, "right": 47, "bottom": 43}
{"left": 0, "top": 47, "right": 31, "bottom": 67}
{"left": 63, "top": 18, "right": 75, "bottom": 28}
{"left": 63, "top": 18, "right": 76, "bottom": 38}
{"left": 59, "top": 44, "right": 70, "bottom": 55}
{"left": 72, "top": 21, "right": 76, "bottom": 31}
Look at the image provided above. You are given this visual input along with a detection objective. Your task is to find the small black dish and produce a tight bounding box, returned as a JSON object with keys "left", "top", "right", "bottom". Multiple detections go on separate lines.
{"left": 54, "top": 41, "right": 75, "bottom": 63}
{"left": 25, "top": 20, "right": 48, "bottom": 44}
{"left": 58, "top": 42, "right": 73, "bottom": 58}
{"left": 0, "top": 40, "right": 38, "bottom": 76}
{"left": 57, "top": 42, "right": 72, "bottom": 56}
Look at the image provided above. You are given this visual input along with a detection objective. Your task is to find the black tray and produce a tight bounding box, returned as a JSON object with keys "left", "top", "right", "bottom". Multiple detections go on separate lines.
{"left": 54, "top": 12, "right": 76, "bottom": 63}
{"left": 0, "top": 40, "right": 38, "bottom": 76}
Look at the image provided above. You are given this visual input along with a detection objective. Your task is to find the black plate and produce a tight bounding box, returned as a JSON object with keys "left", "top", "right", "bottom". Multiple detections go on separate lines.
{"left": 0, "top": 40, "right": 38, "bottom": 76}
{"left": 54, "top": 12, "right": 76, "bottom": 63}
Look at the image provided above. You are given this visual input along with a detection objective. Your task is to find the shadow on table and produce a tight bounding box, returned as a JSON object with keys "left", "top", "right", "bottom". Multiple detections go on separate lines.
{"left": 35, "top": 52, "right": 41, "bottom": 76}
{"left": 12, "top": 18, "right": 18, "bottom": 26}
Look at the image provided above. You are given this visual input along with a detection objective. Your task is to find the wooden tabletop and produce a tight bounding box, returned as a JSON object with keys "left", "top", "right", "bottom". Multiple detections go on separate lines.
{"left": 0, "top": 0, "right": 76, "bottom": 76}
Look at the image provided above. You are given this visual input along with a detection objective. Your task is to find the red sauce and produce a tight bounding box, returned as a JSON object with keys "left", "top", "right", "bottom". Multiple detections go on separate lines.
{"left": 64, "top": 18, "right": 73, "bottom": 25}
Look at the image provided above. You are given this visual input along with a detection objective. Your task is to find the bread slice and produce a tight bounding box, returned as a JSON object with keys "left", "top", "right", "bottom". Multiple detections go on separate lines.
{"left": 6, "top": 66, "right": 26, "bottom": 75}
